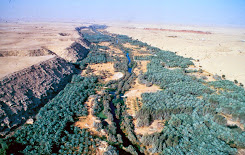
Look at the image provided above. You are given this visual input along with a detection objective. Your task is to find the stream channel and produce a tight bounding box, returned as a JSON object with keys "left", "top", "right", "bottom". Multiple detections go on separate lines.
{"left": 107, "top": 51, "right": 143, "bottom": 154}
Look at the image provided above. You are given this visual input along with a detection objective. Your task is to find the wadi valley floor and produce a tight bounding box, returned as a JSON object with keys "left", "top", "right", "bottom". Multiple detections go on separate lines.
{"left": 0, "top": 22, "right": 245, "bottom": 155}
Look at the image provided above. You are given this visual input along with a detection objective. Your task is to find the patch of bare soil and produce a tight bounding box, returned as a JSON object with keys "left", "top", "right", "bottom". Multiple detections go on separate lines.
{"left": 134, "top": 119, "right": 165, "bottom": 135}
{"left": 123, "top": 95, "right": 142, "bottom": 117}
{"left": 81, "top": 62, "right": 124, "bottom": 82}
{"left": 123, "top": 43, "right": 151, "bottom": 57}
{"left": 123, "top": 43, "right": 139, "bottom": 49}
{"left": 75, "top": 96, "right": 106, "bottom": 136}
{"left": 134, "top": 60, "right": 149, "bottom": 76}
{"left": 220, "top": 113, "right": 244, "bottom": 130}
{"left": 186, "top": 68, "right": 217, "bottom": 82}
{"left": 108, "top": 45, "right": 125, "bottom": 58}
{"left": 238, "top": 149, "right": 245, "bottom": 155}
{"left": 74, "top": 96, "right": 109, "bottom": 155}
{"left": 124, "top": 80, "right": 161, "bottom": 116}
{"left": 98, "top": 42, "right": 111, "bottom": 47}
{"left": 124, "top": 58, "right": 160, "bottom": 116}
{"left": 97, "top": 42, "right": 125, "bottom": 58}
{"left": 96, "top": 141, "right": 109, "bottom": 155}
{"left": 0, "top": 55, "right": 55, "bottom": 78}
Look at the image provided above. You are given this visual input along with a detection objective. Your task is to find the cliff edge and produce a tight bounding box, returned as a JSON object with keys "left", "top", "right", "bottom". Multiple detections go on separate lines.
{"left": 0, "top": 56, "right": 75, "bottom": 136}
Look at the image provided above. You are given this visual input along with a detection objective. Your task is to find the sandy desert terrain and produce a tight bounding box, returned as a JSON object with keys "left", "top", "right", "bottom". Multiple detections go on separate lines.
{"left": 0, "top": 22, "right": 84, "bottom": 78}
{"left": 107, "top": 23, "right": 245, "bottom": 85}
{"left": 1, "top": 21, "right": 244, "bottom": 85}
{"left": 81, "top": 62, "right": 124, "bottom": 82}
{"left": 0, "top": 55, "right": 55, "bottom": 78}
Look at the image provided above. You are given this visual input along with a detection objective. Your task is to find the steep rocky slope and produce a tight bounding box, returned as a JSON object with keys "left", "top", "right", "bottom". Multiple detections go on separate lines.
{"left": 0, "top": 23, "right": 92, "bottom": 136}
{"left": 0, "top": 56, "right": 76, "bottom": 136}
{"left": 64, "top": 41, "right": 89, "bottom": 62}
{"left": 0, "top": 48, "right": 55, "bottom": 57}
{"left": 0, "top": 40, "right": 89, "bottom": 79}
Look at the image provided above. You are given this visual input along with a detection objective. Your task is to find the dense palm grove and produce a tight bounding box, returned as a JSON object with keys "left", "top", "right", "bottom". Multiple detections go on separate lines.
{"left": 132, "top": 40, "right": 245, "bottom": 154}
{"left": 1, "top": 25, "right": 245, "bottom": 154}
{"left": 2, "top": 76, "right": 98, "bottom": 154}
{"left": 141, "top": 113, "right": 244, "bottom": 154}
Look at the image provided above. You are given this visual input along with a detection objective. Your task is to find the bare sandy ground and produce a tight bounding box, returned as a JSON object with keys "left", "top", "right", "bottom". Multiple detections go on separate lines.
{"left": 124, "top": 59, "right": 161, "bottom": 116}
{"left": 107, "top": 23, "right": 245, "bottom": 85}
{"left": 81, "top": 62, "right": 124, "bottom": 82}
{"left": 0, "top": 55, "right": 55, "bottom": 79}
{"left": 123, "top": 80, "right": 160, "bottom": 117}
{"left": 75, "top": 96, "right": 105, "bottom": 135}
{"left": 0, "top": 22, "right": 80, "bottom": 54}
{"left": 220, "top": 113, "right": 244, "bottom": 130}
{"left": 0, "top": 22, "right": 84, "bottom": 77}
{"left": 134, "top": 119, "right": 165, "bottom": 135}
{"left": 75, "top": 96, "right": 109, "bottom": 155}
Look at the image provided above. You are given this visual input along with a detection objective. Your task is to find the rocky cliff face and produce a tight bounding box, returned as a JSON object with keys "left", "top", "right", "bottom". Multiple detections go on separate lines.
{"left": 64, "top": 42, "right": 89, "bottom": 62}
{"left": 0, "top": 56, "right": 75, "bottom": 136}
{"left": 77, "top": 37, "right": 91, "bottom": 49}
{"left": 0, "top": 48, "right": 55, "bottom": 57}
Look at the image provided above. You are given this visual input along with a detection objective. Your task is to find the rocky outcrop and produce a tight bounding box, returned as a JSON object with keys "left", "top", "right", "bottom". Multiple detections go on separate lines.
{"left": 77, "top": 37, "right": 91, "bottom": 49}
{"left": 0, "top": 48, "right": 55, "bottom": 57}
{"left": 0, "top": 56, "right": 75, "bottom": 136}
{"left": 64, "top": 42, "right": 89, "bottom": 62}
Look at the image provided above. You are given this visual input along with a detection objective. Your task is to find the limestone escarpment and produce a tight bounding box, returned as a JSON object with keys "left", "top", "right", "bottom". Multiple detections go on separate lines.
{"left": 0, "top": 56, "right": 75, "bottom": 136}
{"left": 64, "top": 41, "right": 89, "bottom": 62}
{"left": 77, "top": 37, "right": 91, "bottom": 49}
{"left": 0, "top": 48, "right": 55, "bottom": 57}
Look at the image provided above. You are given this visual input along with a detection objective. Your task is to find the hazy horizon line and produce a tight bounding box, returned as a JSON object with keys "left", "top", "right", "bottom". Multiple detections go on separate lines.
{"left": 1, "top": 17, "right": 245, "bottom": 29}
